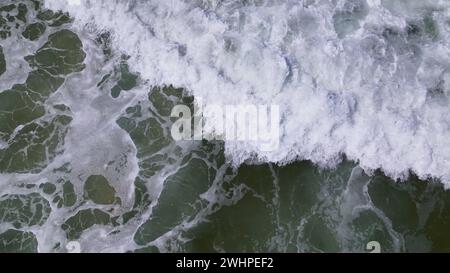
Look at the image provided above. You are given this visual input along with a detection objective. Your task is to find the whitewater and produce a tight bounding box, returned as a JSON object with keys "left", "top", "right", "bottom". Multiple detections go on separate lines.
{"left": 45, "top": 0, "right": 450, "bottom": 184}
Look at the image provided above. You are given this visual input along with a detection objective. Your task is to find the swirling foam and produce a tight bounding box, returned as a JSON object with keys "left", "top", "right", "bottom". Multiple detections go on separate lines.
{"left": 45, "top": 0, "right": 450, "bottom": 184}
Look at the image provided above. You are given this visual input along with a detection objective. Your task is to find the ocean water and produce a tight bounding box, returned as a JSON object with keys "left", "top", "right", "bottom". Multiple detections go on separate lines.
{"left": 0, "top": 0, "right": 449, "bottom": 253}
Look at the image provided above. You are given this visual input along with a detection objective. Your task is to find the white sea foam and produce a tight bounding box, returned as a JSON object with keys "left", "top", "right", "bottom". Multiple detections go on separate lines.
{"left": 45, "top": 0, "right": 450, "bottom": 184}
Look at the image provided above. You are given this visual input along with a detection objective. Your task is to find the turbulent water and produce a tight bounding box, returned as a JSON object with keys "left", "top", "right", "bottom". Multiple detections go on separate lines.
{"left": 0, "top": 0, "right": 450, "bottom": 253}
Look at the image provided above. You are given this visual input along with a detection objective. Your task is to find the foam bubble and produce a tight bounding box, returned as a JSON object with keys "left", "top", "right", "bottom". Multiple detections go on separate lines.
{"left": 44, "top": 0, "right": 450, "bottom": 184}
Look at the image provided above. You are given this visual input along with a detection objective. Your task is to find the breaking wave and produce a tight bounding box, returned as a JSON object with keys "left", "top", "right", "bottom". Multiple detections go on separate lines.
{"left": 45, "top": 0, "right": 450, "bottom": 184}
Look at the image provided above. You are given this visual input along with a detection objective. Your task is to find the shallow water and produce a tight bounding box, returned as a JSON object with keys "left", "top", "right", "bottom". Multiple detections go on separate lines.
{"left": 0, "top": 0, "right": 449, "bottom": 253}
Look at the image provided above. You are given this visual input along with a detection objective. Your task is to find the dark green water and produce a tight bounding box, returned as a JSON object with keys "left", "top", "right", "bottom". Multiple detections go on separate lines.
{"left": 0, "top": 0, "right": 449, "bottom": 253}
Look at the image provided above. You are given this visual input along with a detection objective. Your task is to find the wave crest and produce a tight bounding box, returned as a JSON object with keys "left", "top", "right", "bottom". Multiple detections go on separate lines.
{"left": 45, "top": 0, "right": 450, "bottom": 184}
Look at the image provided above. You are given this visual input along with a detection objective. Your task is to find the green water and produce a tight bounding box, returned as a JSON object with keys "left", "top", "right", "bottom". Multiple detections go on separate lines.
{"left": 0, "top": 0, "right": 449, "bottom": 253}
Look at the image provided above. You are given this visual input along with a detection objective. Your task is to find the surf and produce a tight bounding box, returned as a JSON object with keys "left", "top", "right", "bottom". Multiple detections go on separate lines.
{"left": 43, "top": 0, "right": 450, "bottom": 185}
